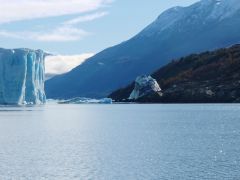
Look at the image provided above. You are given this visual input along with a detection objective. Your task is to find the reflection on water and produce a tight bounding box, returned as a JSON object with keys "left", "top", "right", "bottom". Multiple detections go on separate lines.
{"left": 0, "top": 104, "right": 239, "bottom": 179}
{"left": 0, "top": 105, "right": 44, "bottom": 112}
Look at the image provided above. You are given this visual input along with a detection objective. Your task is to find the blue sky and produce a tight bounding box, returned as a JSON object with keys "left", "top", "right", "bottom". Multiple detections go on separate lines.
{"left": 0, "top": 0, "right": 199, "bottom": 55}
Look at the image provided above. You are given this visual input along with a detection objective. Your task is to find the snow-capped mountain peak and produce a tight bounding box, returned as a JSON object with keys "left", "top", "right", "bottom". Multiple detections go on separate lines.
{"left": 205, "top": 0, "right": 240, "bottom": 20}
{"left": 141, "top": 0, "right": 240, "bottom": 37}
{"left": 185, "top": 0, "right": 240, "bottom": 21}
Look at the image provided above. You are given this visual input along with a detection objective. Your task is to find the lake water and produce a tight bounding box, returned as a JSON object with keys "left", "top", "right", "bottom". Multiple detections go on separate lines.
{"left": 0, "top": 104, "right": 240, "bottom": 179}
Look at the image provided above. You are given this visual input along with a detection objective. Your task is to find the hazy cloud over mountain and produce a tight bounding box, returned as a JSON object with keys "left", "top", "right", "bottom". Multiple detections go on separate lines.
{"left": 45, "top": 53, "right": 94, "bottom": 75}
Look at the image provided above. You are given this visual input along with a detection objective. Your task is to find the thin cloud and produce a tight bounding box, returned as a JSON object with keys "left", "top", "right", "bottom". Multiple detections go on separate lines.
{"left": 45, "top": 53, "right": 94, "bottom": 75}
{"left": 64, "top": 11, "right": 109, "bottom": 25}
{"left": 0, "top": 0, "right": 112, "bottom": 24}
{"left": 35, "top": 26, "right": 89, "bottom": 42}
{"left": 0, "top": 26, "right": 89, "bottom": 42}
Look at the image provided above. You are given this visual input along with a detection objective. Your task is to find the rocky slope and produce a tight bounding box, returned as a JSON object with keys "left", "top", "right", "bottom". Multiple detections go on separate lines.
{"left": 46, "top": 0, "right": 240, "bottom": 99}
{"left": 109, "top": 44, "right": 240, "bottom": 103}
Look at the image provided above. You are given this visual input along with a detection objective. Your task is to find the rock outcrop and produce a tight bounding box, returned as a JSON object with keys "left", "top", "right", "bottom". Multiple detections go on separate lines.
{"left": 0, "top": 48, "right": 46, "bottom": 105}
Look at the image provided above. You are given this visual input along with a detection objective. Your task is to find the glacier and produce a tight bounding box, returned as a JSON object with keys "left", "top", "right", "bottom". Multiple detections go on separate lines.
{"left": 0, "top": 48, "right": 46, "bottom": 105}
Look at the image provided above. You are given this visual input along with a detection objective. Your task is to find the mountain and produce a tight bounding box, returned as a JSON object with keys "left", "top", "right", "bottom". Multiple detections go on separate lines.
{"left": 46, "top": 0, "right": 240, "bottom": 99}
{"left": 109, "top": 44, "right": 240, "bottom": 103}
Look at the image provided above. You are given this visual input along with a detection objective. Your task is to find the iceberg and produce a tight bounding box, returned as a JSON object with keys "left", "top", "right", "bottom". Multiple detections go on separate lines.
{"left": 0, "top": 48, "right": 46, "bottom": 105}
{"left": 129, "top": 75, "right": 162, "bottom": 100}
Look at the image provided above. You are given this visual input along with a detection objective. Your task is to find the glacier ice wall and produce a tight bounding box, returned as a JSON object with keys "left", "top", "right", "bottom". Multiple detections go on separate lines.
{"left": 0, "top": 48, "right": 46, "bottom": 105}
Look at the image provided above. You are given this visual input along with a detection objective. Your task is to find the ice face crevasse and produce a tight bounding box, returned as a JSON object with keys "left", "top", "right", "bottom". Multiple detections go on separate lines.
{"left": 0, "top": 48, "right": 46, "bottom": 105}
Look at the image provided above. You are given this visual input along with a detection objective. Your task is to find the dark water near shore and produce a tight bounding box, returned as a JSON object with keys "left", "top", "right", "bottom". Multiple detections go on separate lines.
{"left": 0, "top": 104, "right": 239, "bottom": 179}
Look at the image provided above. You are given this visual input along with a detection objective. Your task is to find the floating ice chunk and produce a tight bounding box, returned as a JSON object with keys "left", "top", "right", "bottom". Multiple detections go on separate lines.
{"left": 129, "top": 75, "right": 161, "bottom": 100}
{"left": 58, "top": 97, "right": 112, "bottom": 104}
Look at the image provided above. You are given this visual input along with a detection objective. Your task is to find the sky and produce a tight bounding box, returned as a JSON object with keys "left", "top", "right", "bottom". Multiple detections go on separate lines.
{"left": 0, "top": 0, "right": 199, "bottom": 74}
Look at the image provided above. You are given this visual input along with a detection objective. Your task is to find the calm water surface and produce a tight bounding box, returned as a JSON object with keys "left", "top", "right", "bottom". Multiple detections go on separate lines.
{"left": 0, "top": 104, "right": 240, "bottom": 179}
